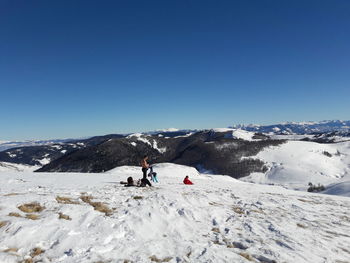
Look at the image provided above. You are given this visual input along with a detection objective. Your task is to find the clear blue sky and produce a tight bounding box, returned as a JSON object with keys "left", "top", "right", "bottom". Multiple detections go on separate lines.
{"left": 1, "top": 0, "right": 349, "bottom": 140}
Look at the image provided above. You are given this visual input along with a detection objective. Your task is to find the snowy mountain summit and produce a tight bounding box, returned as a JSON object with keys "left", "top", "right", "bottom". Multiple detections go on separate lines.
{"left": 0, "top": 164, "right": 349, "bottom": 263}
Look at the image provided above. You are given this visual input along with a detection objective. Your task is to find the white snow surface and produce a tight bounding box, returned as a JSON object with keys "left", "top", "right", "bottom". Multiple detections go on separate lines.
{"left": 211, "top": 128, "right": 234, "bottom": 133}
{"left": 231, "top": 129, "right": 256, "bottom": 141}
{"left": 36, "top": 158, "right": 51, "bottom": 166}
{"left": 212, "top": 128, "right": 257, "bottom": 141}
{"left": 1, "top": 164, "right": 350, "bottom": 263}
{"left": 241, "top": 141, "right": 350, "bottom": 195}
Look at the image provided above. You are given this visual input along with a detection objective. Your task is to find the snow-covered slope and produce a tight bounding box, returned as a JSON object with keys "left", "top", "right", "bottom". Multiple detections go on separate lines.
{"left": 212, "top": 128, "right": 258, "bottom": 141}
{"left": 241, "top": 141, "right": 350, "bottom": 195}
{"left": 0, "top": 162, "right": 40, "bottom": 172}
{"left": 1, "top": 164, "right": 349, "bottom": 263}
{"left": 321, "top": 181, "right": 350, "bottom": 197}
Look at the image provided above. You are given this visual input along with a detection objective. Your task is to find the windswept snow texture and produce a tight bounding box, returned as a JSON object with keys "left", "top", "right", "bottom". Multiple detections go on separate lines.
{"left": 0, "top": 164, "right": 349, "bottom": 263}
{"left": 241, "top": 141, "right": 350, "bottom": 196}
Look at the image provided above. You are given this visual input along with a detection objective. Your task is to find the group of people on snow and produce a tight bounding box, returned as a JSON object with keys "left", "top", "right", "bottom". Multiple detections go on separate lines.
{"left": 120, "top": 155, "right": 194, "bottom": 187}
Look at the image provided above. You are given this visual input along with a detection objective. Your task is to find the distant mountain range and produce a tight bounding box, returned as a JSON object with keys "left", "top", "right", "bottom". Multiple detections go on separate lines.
{"left": 1, "top": 130, "right": 282, "bottom": 177}
{"left": 0, "top": 120, "right": 349, "bottom": 178}
{"left": 35, "top": 130, "right": 284, "bottom": 177}
{"left": 0, "top": 139, "right": 72, "bottom": 152}
{"left": 231, "top": 120, "right": 350, "bottom": 134}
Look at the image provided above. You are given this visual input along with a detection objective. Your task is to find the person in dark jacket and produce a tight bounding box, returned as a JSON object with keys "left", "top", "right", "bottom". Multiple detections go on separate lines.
{"left": 120, "top": 176, "right": 152, "bottom": 187}
{"left": 120, "top": 176, "right": 137, "bottom": 187}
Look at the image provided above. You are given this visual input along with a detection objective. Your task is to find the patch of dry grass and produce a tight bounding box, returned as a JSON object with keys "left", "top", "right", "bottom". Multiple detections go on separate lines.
{"left": 20, "top": 259, "right": 33, "bottom": 263}
{"left": 4, "top": 193, "right": 22, "bottom": 196}
{"left": 149, "top": 255, "right": 173, "bottom": 262}
{"left": 91, "top": 202, "right": 113, "bottom": 216}
{"left": 251, "top": 209, "right": 265, "bottom": 214}
{"left": 232, "top": 206, "right": 245, "bottom": 215}
{"left": 209, "top": 202, "right": 222, "bottom": 206}
{"left": 211, "top": 227, "right": 220, "bottom": 233}
{"left": 30, "top": 247, "right": 45, "bottom": 258}
{"left": 298, "top": 198, "right": 321, "bottom": 204}
{"left": 8, "top": 212, "right": 22, "bottom": 217}
{"left": 18, "top": 202, "right": 45, "bottom": 213}
{"left": 0, "top": 221, "right": 8, "bottom": 228}
{"left": 239, "top": 252, "right": 254, "bottom": 261}
{"left": 56, "top": 196, "right": 79, "bottom": 204}
{"left": 297, "top": 223, "right": 307, "bottom": 228}
{"left": 80, "top": 195, "right": 113, "bottom": 216}
{"left": 2, "top": 247, "right": 18, "bottom": 253}
{"left": 298, "top": 198, "right": 311, "bottom": 202}
{"left": 18, "top": 247, "right": 45, "bottom": 263}
{"left": 80, "top": 195, "right": 94, "bottom": 203}
{"left": 58, "top": 212, "right": 72, "bottom": 220}
{"left": 25, "top": 214, "right": 40, "bottom": 220}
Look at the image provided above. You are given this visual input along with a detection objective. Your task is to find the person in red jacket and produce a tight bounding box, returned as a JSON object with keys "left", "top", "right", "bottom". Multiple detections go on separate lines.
{"left": 183, "top": 176, "right": 193, "bottom": 185}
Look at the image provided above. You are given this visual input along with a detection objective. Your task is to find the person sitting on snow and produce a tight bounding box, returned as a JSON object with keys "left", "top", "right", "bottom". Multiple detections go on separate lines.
{"left": 120, "top": 176, "right": 152, "bottom": 187}
{"left": 183, "top": 176, "right": 193, "bottom": 185}
{"left": 120, "top": 176, "right": 137, "bottom": 187}
{"left": 140, "top": 177, "right": 152, "bottom": 187}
